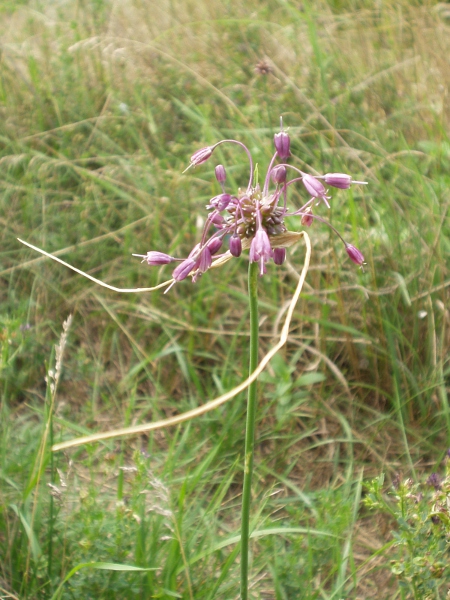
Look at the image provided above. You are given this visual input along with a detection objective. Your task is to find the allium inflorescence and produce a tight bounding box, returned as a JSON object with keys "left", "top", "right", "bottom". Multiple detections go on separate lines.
{"left": 134, "top": 120, "right": 367, "bottom": 290}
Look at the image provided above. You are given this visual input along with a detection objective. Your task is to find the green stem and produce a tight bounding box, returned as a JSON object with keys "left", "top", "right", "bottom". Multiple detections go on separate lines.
{"left": 240, "top": 261, "right": 259, "bottom": 599}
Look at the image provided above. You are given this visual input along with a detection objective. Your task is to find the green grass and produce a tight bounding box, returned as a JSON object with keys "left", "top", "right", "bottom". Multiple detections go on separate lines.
{"left": 1, "top": 0, "right": 450, "bottom": 597}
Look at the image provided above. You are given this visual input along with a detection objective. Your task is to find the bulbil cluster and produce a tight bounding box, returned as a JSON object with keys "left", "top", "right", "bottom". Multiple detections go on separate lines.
{"left": 135, "top": 122, "right": 367, "bottom": 290}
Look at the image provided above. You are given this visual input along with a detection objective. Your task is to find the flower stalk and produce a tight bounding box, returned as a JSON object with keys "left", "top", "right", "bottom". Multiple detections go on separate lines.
{"left": 240, "top": 260, "right": 259, "bottom": 599}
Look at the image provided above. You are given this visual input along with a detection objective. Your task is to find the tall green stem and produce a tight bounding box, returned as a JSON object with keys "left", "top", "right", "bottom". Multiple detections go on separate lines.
{"left": 240, "top": 260, "right": 259, "bottom": 599}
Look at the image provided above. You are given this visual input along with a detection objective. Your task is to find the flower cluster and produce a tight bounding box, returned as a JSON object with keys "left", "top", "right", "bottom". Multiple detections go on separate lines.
{"left": 135, "top": 121, "right": 367, "bottom": 290}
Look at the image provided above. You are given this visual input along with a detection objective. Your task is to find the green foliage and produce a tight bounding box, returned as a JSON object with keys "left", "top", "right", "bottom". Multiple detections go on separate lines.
{"left": 364, "top": 465, "right": 450, "bottom": 598}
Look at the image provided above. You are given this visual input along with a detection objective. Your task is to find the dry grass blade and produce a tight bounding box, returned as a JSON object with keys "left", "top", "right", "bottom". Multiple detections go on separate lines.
{"left": 51, "top": 232, "right": 311, "bottom": 451}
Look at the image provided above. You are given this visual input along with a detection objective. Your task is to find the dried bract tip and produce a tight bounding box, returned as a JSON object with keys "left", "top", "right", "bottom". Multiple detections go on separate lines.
{"left": 345, "top": 244, "right": 365, "bottom": 266}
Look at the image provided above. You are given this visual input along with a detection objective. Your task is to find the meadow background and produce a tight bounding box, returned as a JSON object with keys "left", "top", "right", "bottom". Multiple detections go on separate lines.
{"left": 1, "top": 0, "right": 450, "bottom": 598}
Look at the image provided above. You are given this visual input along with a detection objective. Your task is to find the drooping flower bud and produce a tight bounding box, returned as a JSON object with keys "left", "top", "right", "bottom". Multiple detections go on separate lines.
{"left": 345, "top": 244, "right": 365, "bottom": 266}
{"left": 215, "top": 164, "right": 226, "bottom": 183}
{"left": 271, "top": 165, "right": 287, "bottom": 184}
{"left": 323, "top": 173, "right": 368, "bottom": 189}
{"left": 172, "top": 258, "right": 196, "bottom": 281}
{"left": 229, "top": 234, "right": 242, "bottom": 257}
{"left": 133, "top": 251, "right": 175, "bottom": 265}
{"left": 273, "top": 247, "right": 286, "bottom": 265}
{"left": 274, "top": 131, "right": 290, "bottom": 159}
{"left": 207, "top": 237, "right": 223, "bottom": 255}
{"left": 190, "top": 146, "right": 213, "bottom": 166}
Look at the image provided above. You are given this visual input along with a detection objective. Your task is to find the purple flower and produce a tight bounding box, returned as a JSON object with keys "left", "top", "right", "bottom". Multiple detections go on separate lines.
{"left": 190, "top": 146, "right": 213, "bottom": 166}
{"left": 274, "top": 132, "right": 290, "bottom": 159}
{"left": 271, "top": 165, "right": 287, "bottom": 185}
{"left": 197, "top": 246, "right": 212, "bottom": 273}
{"left": 133, "top": 251, "right": 175, "bottom": 265}
{"left": 324, "top": 173, "right": 368, "bottom": 189}
{"left": 215, "top": 164, "right": 226, "bottom": 183}
{"left": 207, "top": 194, "right": 232, "bottom": 212}
{"left": 273, "top": 247, "right": 286, "bottom": 265}
{"left": 426, "top": 473, "right": 442, "bottom": 490}
{"left": 302, "top": 174, "right": 331, "bottom": 207}
{"left": 209, "top": 212, "right": 225, "bottom": 228}
{"left": 250, "top": 228, "right": 273, "bottom": 275}
{"left": 172, "top": 258, "right": 196, "bottom": 281}
{"left": 207, "top": 237, "right": 223, "bottom": 254}
{"left": 229, "top": 234, "right": 242, "bottom": 257}
{"left": 345, "top": 244, "right": 365, "bottom": 266}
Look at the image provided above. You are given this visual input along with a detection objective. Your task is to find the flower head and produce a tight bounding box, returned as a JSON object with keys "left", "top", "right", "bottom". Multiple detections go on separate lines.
{"left": 137, "top": 121, "right": 368, "bottom": 289}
